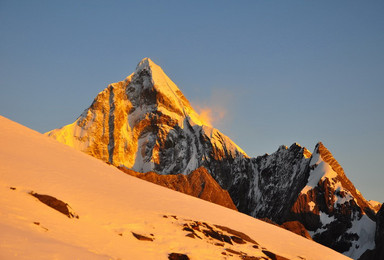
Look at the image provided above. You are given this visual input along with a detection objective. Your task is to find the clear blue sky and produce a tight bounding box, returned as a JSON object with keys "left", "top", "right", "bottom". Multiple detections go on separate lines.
{"left": 1, "top": 1, "right": 383, "bottom": 202}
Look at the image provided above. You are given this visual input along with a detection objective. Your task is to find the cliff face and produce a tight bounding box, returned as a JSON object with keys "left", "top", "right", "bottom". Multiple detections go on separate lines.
{"left": 375, "top": 206, "right": 384, "bottom": 259}
{"left": 359, "top": 205, "right": 384, "bottom": 260}
{"left": 47, "top": 58, "right": 379, "bottom": 259}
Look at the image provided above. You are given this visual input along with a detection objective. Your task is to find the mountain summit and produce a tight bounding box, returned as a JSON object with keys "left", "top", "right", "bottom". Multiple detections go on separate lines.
{"left": 47, "top": 58, "right": 381, "bottom": 259}
{"left": 47, "top": 58, "right": 247, "bottom": 173}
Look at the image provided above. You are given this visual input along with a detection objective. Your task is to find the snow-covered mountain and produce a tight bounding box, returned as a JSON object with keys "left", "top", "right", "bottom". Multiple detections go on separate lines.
{"left": 218, "top": 142, "right": 379, "bottom": 259}
{"left": 46, "top": 58, "right": 247, "bottom": 174}
{"left": 0, "top": 115, "right": 352, "bottom": 260}
{"left": 46, "top": 58, "right": 381, "bottom": 259}
{"left": 288, "top": 143, "right": 377, "bottom": 258}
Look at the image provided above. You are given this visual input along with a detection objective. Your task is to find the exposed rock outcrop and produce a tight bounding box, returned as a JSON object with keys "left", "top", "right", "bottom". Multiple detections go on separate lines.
{"left": 280, "top": 221, "right": 312, "bottom": 240}
{"left": 120, "top": 166, "right": 237, "bottom": 211}
{"left": 30, "top": 192, "right": 78, "bottom": 219}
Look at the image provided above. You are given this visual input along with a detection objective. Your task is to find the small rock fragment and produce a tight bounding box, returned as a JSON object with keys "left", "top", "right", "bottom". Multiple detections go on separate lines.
{"left": 262, "top": 250, "right": 290, "bottom": 260}
{"left": 231, "top": 235, "right": 246, "bottom": 244}
{"left": 225, "top": 248, "right": 242, "bottom": 255}
{"left": 131, "top": 232, "right": 154, "bottom": 241}
{"left": 168, "top": 253, "right": 189, "bottom": 260}
{"left": 185, "top": 233, "right": 195, "bottom": 238}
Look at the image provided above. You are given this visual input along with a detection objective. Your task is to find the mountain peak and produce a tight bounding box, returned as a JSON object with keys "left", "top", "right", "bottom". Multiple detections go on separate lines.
{"left": 314, "top": 142, "right": 344, "bottom": 177}
{"left": 135, "top": 57, "right": 156, "bottom": 73}
{"left": 129, "top": 57, "right": 205, "bottom": 127}
{"left": 46, "top": 58, "right": 247, "bottom": 173}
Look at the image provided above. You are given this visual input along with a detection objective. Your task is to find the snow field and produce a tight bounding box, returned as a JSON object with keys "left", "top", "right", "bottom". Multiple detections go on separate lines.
{"left": 0, "top": 115, "right": 350, "bottom": 259}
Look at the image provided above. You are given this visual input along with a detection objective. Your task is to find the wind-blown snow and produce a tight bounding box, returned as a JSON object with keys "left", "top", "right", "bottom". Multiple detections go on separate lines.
{"left": 0, "top": 115, "right": 350, "bottom": 259}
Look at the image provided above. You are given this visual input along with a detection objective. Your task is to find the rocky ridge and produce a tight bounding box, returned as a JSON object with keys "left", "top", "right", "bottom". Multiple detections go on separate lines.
{"left": 119, "top": 166, "right": 237, "bottom": 211}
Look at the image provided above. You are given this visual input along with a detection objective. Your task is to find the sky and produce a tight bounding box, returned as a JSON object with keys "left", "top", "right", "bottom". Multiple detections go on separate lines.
{"left": 0, "top": 0, "right": 383, "bottom": 202}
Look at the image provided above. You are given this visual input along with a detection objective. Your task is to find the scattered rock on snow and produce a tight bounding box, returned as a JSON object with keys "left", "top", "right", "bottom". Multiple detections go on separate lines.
{"left": 32, "top": 221, "right": 48, "bottom": 231}
{"left": 30, "top": 192, "right": 79, "bottom": 219}
{"left": 168, "top": 253, "right": 190, "bottom": 260}
{"left": 231, "top": 235, "right": 246, "bottom": 244}
{"left": 225, "top": 248, "right": 242, "bottom": 255}
{"left": 215, "top": 224, "right": 258, "bottom": 244}
{"left": 262, "top": 250, "right": 290, "bottom": 260}
{"left": 164, "top": 214, "right": 291, "bottom": 260}
{"left": 131, "top": 232, "right": 154, "bottom": 241}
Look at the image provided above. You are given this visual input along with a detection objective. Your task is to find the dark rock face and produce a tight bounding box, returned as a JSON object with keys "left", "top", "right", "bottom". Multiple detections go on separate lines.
{"left": 200, "top": 143, "right": 311, "bottom": 224}
{"left": 120, "top": 166, "right": 237, "bottom": 211}
{"left": 249, "top": 144, "right": 311, "bottom": 222}
{"left": 360, "top": 205, "right": 384, "bottom": 260}
{"left": 376, "top": 205, "right": 384, "bottom": 249}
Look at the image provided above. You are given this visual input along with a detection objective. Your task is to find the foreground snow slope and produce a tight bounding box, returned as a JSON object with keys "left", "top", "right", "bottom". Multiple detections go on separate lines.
{"left": 0, "top": 115, "right": 350, "bottom": 260}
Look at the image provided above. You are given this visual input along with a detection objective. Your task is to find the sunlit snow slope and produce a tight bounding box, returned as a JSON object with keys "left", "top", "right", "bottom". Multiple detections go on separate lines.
{"left": 0, "top": 115, "right": 350, "bottom": 260}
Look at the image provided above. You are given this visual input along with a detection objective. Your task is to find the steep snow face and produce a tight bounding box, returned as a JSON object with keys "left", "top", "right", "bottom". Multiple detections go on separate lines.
{"left": 46, "top": 58, "right": 247, "bottom": 174}
{"left": 292, "top": 143, "right": 376, "bottom": 259}
{"left": 0, "top": 115, "right": 351, "bottom": 260}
